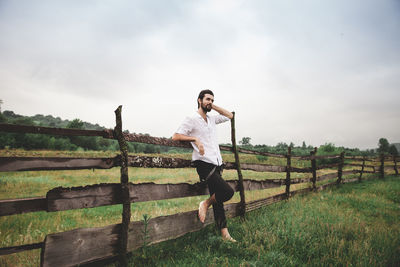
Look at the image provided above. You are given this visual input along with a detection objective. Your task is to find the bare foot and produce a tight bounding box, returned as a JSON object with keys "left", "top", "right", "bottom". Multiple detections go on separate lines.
{"left": 222, "top": 234, "right": 237, "bottom": 243}
{"left": 198, "top": 200, "right": 207, "bottom": 223}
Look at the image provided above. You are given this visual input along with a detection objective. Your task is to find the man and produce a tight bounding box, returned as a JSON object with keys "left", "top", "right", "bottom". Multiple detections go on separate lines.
{"left": 172, "top": 89, "right": 236, "bottom": 242}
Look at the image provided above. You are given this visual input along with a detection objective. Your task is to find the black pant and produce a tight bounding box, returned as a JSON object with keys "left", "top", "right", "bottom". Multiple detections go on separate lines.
{"left": 195, "top": 160, "right": 234, "bottom": 229}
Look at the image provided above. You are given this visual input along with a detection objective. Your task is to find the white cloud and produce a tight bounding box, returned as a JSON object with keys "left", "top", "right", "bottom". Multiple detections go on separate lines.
{"left": 1, "top": 0, "right": 399, "bottom": 149}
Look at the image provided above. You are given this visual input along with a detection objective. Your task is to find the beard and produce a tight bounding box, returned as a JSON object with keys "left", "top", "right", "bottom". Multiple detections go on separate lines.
{"left": 201, "top": 103, "right": 212, "bottom": 113}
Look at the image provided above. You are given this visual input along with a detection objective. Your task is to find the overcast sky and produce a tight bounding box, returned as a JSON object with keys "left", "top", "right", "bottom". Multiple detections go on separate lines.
{"left": 1, "top": 0, "right": 399, "bottom": 149}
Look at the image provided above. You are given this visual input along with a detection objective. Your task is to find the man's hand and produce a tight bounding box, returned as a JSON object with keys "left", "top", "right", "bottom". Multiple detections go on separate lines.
{"left": 172, "top": 134, "right": 205, "bottom": 155}
{"left": 194, "top": 138, "right": 205, "bottom": 156}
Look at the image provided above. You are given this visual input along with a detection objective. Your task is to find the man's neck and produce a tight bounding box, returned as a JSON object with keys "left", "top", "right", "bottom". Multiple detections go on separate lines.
{"left": 197, "top": 108, "right": 208, "bottom": 122}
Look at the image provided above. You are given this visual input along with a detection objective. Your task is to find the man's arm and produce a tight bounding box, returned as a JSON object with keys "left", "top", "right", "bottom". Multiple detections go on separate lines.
{"left": 212, "top": 104, "right": 233, "bottom": 119}
{"left": 172, "top": 133, "right": 205, "bottom": 155}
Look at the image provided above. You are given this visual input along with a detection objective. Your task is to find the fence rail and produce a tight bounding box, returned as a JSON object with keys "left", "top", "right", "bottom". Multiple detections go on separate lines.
{"left": 0, "top": 110, "right": 399, "bottom": 267}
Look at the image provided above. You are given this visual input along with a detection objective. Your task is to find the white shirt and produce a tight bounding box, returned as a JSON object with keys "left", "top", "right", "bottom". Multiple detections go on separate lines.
{"left": 175, "top": 112, "right": 230, "bottom": 166}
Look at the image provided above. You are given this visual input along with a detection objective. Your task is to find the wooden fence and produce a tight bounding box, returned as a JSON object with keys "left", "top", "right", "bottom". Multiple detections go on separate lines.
{"left": 0, "top": 107, "right": 399, "bottom": 266}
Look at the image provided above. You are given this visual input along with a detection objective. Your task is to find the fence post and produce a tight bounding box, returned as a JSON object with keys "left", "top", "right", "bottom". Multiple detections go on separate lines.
{"left": 393, "top": 155, "right": 398, "bottom": 176}
{"left": 380, "top": 154, "right": 385, "bottom": 179}
{"left": 230, "top": 112, "right": 246, "bottom": 217}
{"left": 337, "top": 152, "right": 344, "bottom": 184}
{"left": 285, "top": 147, "right": 291, "bottom": 198}
{"left": 310, "top": 148, "right": 317, "bottom": 191}
{"left": 114, "top": 106, "right": 131, "bottom": 266}
{"left": 359, "top": 156, "right": 365, "bottom": 182}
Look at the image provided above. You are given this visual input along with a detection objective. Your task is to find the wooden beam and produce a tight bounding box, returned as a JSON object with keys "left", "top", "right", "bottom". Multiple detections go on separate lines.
{"left": 2, "top": 178, "right": 294, "bottom": 216}
{"left": 317, "top": 172, "right": 337, "bottom": 182}
{"left": 245, "top": 192, "right": 287, "bottom": 212}
{"left": 337, "top": 152, "right": 344, "bottom": 184}
{"left": 310, "top": 149, "right": 317, "bottom": 190}
{"left": 0, "top": 156, "right": 117, "bottom": 172}
{"left": 316, "top": 163, "right": 339, "bottom": 170}
{"left": 0, "top": 123, "right": 113, "bottom": 138}
{"left": 342, "top": 170, "right": 361, "bottom": 175}
{"left": 0, "top": 242, "right": 43, "bottom": 256}
{"left": 41, "top": 179, "right": 358, "bottom": 267}
{"left": 0, "top": 197, "right": 46, "bottom": 216}
{"left": 344, "top": 156, "right": 376, "bottom": 162}
{"left": 285, "top": 147, "right": 291, "bottom": 197}
{"left": 231, "top": 112, "right": 246, "bottom": 217}
{"left": 238, "top": 163, "right": 286, "bottom": 172}
{"left": 345, "top": 163, "right": 376, "bottom": 169}
{"left": 40, "top": 223, "right": 121, "bottom": 267}
{"left": 46, "top": 179, "right": 287, "bottom": 212}
{"left": 113, "top": 105, "right": 130, "bottom": 265}
{"left": 41, "top": 203, "right": 240, "bottom": 267}
{"left": 127, "top": 155, "right": 192, "bottom": 168}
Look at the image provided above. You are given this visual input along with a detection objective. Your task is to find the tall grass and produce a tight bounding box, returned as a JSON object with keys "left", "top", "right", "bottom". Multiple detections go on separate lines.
{"left": 0, "top": 149, "right": 396, "bottom": 266}
{"left": 121, "top": 175, "right": 400, "bottom": 266}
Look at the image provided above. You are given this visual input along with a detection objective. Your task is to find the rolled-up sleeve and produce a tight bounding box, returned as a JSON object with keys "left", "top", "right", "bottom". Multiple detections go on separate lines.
{"left": 175, "top": 117, "right": 193, "bottom": 135}
{"left": 214, "top": 114, "right": 230, "bottom": 124}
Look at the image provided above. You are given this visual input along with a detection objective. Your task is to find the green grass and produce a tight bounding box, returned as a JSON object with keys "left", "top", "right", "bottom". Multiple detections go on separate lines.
{"left": 0, "top": 149, "right": 397, "bottom": 266}
{"left": 119, "top": 175, "right": 400, "bottom": 267}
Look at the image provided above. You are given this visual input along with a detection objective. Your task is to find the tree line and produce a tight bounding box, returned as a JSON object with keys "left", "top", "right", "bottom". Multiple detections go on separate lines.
{"left": 0, "top": 110, "right": 398, "bottom": 156}
{"left": 0, "top": 110, "right": 188, "bottom": 154}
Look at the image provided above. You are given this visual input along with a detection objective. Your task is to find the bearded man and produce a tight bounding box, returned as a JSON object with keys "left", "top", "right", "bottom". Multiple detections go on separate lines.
{"left": 172, "top": 89, "right": 236, "bottom": 242}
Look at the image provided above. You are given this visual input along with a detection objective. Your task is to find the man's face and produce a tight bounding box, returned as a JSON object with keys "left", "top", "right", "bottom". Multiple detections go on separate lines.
{"left": 199, "top": 94, "right": 214, "bottom": 112}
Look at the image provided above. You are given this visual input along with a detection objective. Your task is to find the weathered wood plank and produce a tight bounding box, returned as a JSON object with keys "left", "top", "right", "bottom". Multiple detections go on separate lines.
{"left": 42, "top": 180, "right": 353, "bottom": 266}
{"left": 285, "top": 147, "right": 292, "bottom": 197}
{"left": 3, "top": 178, "right": 297, "bottom": 216}
{"left": 342, "top": 170, "right": 360, "bottom": 175}
{"left": 0, "top": 123, "right": 113, "bottom": 138}
{"left": 230, "top": 112, "right": 246, "bottom": 217}
{"left": 361, "top": 170, "right": 375, "bottom": 174}
{"left": 0, "top": 157, "right": 117, "bottom": 172}
{"left": 342, "top": 178, "right": 359, "bottom": 184}
{"left": 0, "top": 242, "right": 43, "bottom": 256}
{"left": 344, "top": 156, "right": 377, "bottom": 162}
{"left": 228, "top": 147, "right": 287, "bottom": 158}
{"left": 123, "top": 132, "right": 191, "bottom": 148}
{"left": 245, "top": 193, "right": 287, "bottom": 212}
{"left": 317, "top": 163, "right": 339, "bottom": 170}
{"left": 114, "top": 105, "right": 130, "bottom": 265}
{"left": 311, "top": 150, "right": 317, "bottom": 190}
{"left": 317, "top": 172, "right": 337, "bottom": 182}
{"left": 47, "top": 179, "right": 291, "bottom": 212}
{"left": 291, "top": 177, "right": 313, "bottom": 183}
{"left": 41, "top": 204, "right": 241, "bottom": 267}
{"left": 294, "top": 154, "right": 341, "bottom": 160}
{"left": 290, "top": 166, "right": 313, "bottom": 173}
{"left": 239, "top": 163, "right": 286, "bottom": 172}
{"left": 345, "top": 163, "right": 376, "bottom": 169}
{"left": 0, "top": 197, "right": 46, "bottom": 216}
{"left": 41, "top": 224, "right": 121, "bottom": 267}
{"left": 127, "top": 155, "right": 192, "bottom": 168}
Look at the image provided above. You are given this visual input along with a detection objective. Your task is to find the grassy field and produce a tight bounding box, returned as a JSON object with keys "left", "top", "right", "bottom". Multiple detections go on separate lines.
{"left": 119, "top": 175, "right": 400, "bottom": 266}
{"left": 0, "top": 149, "right": 397, "bottom": 266}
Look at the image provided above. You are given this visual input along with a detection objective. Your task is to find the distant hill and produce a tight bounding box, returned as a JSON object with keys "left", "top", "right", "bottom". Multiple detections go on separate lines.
{"left": 0, "top": 110, "right": 185, "bottom": 153}
{"left": 2, "top": 110, "right": 105, "bottom": 130}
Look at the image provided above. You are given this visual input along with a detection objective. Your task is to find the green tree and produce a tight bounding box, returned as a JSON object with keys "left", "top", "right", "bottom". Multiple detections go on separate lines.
{"left": 239, "top": 137, "right": 252, "bottom": 146}
{"left": 378, "top": 138, "right": 390, "bottom": 154}
{"left": 0, "top": 112, "right": 6, "bottom": 123}
{"left": 67, "top": 119, "right": 84, "bottom": 129}
{"left": 66, "top": 118, "right": 99, "bottom": 150}
{"left": 319, "top": 143, "right": 336, "bottom": 153}
{"left": 389, "top": 144, "right": 398, "bottom": 156}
